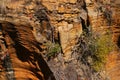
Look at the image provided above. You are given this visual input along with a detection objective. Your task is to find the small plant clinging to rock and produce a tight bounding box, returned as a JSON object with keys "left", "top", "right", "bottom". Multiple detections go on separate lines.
{"left": 44, "top": 42, "right": 61, "bottom": 59}
{"left": 91, "top": 31, "right": 115, "bottom": 71}
{"left": 73, "top": 28, "right": 115, "bottom": 72}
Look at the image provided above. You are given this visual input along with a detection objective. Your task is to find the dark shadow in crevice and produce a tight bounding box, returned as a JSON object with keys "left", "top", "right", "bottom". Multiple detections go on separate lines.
{"left": 35, "top": 53, "right": 56, "bottom": 80}
{"left": 117, "top": 36, "right": 120, "bottom": 48}
{"left": 0, "top": 23, "right": 2, "bottom": 30}
{"left": 82, "top": 0, "right": 88, "bottom": 12}
{"left": 80, "top": 17, "right": 89, "bottom": 33}
{"left": 29, "top": 65, "right": 44, "bottom": 80}
{"left": 14, "top": 43, "right": 31, "bottom": 62}
{"left": 10, "top": 33, "right": 55, "bottom": 80}
{"left": 14, "top": 40, "right": 55, "bottom": 80}
{"left": 2, "top": 23, "right": 30, "bottom": 62}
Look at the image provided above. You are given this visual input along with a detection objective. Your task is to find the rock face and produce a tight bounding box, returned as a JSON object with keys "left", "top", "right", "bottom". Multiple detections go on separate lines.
{"left": 0, "top": 0, "right": 119, "bottom": 80}
{"left": 86, "top": 0, "right": 120, "bottom": 80}
{"left": 0, "top": 18, "right": 55, "bottom": 80}
{"left": 42, "top": 0, "right": 83, "bottom": 57}
{"left": 0, "top": 0, "right": 55, "bottom": 80}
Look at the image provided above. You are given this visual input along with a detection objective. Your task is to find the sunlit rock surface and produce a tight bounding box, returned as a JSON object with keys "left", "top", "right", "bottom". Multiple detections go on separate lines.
{"left": 0, "top": 0, "right": 119, "bottom": 80}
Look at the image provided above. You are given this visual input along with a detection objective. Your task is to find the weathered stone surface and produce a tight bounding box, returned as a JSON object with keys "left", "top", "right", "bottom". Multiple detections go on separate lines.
{"left": 0, "top": 0, "right": 119, "bottom": 80}
{"left": 86, "top": 0, "right": 120, "bottom": 80}
{"left": 42, "top": 0, "right": 83, "bottom": 56}
{"left": 0, "top": 0, "right": 55, "bottom": 80}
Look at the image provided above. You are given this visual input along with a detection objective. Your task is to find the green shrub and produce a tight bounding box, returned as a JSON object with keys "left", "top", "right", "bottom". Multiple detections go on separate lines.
{"left": 91, "top": 32, "right": 115, "bottom": 71}
{"left": 75, "top": 27, "right": 115, "bottom": 72}
{"left": 44, "top": 42, "right": 61, "bottom": 58}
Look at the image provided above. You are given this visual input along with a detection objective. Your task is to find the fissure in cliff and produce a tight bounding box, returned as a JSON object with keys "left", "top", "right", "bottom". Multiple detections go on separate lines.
{"left": 0, "top": 25, "right": 15, "bottom": 80}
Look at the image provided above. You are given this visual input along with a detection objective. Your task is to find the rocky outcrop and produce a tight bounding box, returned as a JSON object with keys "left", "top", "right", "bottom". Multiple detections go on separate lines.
{"left": 0, "top": 0, "right": 120, "bottom": 80}
{"left": 0, "top": 0, "right": 55, "bottom": 80}
{"left": 0, "top": 0, "right": 87, "bottom": 80}
{"left": 0, "top": 21, "right": 55, "bottom": 80}
{"left": 42, "top": 0, "right": 84, "bottom": 58}
{"left": 86, "top": 0, "right": 120, "bottom": 80}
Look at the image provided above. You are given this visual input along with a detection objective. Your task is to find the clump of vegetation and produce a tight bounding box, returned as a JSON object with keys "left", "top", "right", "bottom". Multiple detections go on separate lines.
{"left": 76, "top": 29, "right": 115, "bottom": 72}
{"left": 90, "top": 31, "right": 115, "bottom": 71}
{"left": 44, "top": 42, "right": 61, "bottom": 58}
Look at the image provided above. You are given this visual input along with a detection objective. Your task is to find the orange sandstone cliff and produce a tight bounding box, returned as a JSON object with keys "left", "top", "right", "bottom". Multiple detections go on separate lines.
{"left": 0, "top": 0, "right": 119, "bottom": 80}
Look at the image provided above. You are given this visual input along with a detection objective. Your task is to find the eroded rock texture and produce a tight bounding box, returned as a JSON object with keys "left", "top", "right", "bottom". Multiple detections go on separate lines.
{"left": 86, "top": 0, "right": 120, "bottom": 80}
{"left": 0, "top": 0, "right": 55, "bottom": 80}
{"left": 0, "top": 0, "right": 119, "bottom": 80}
